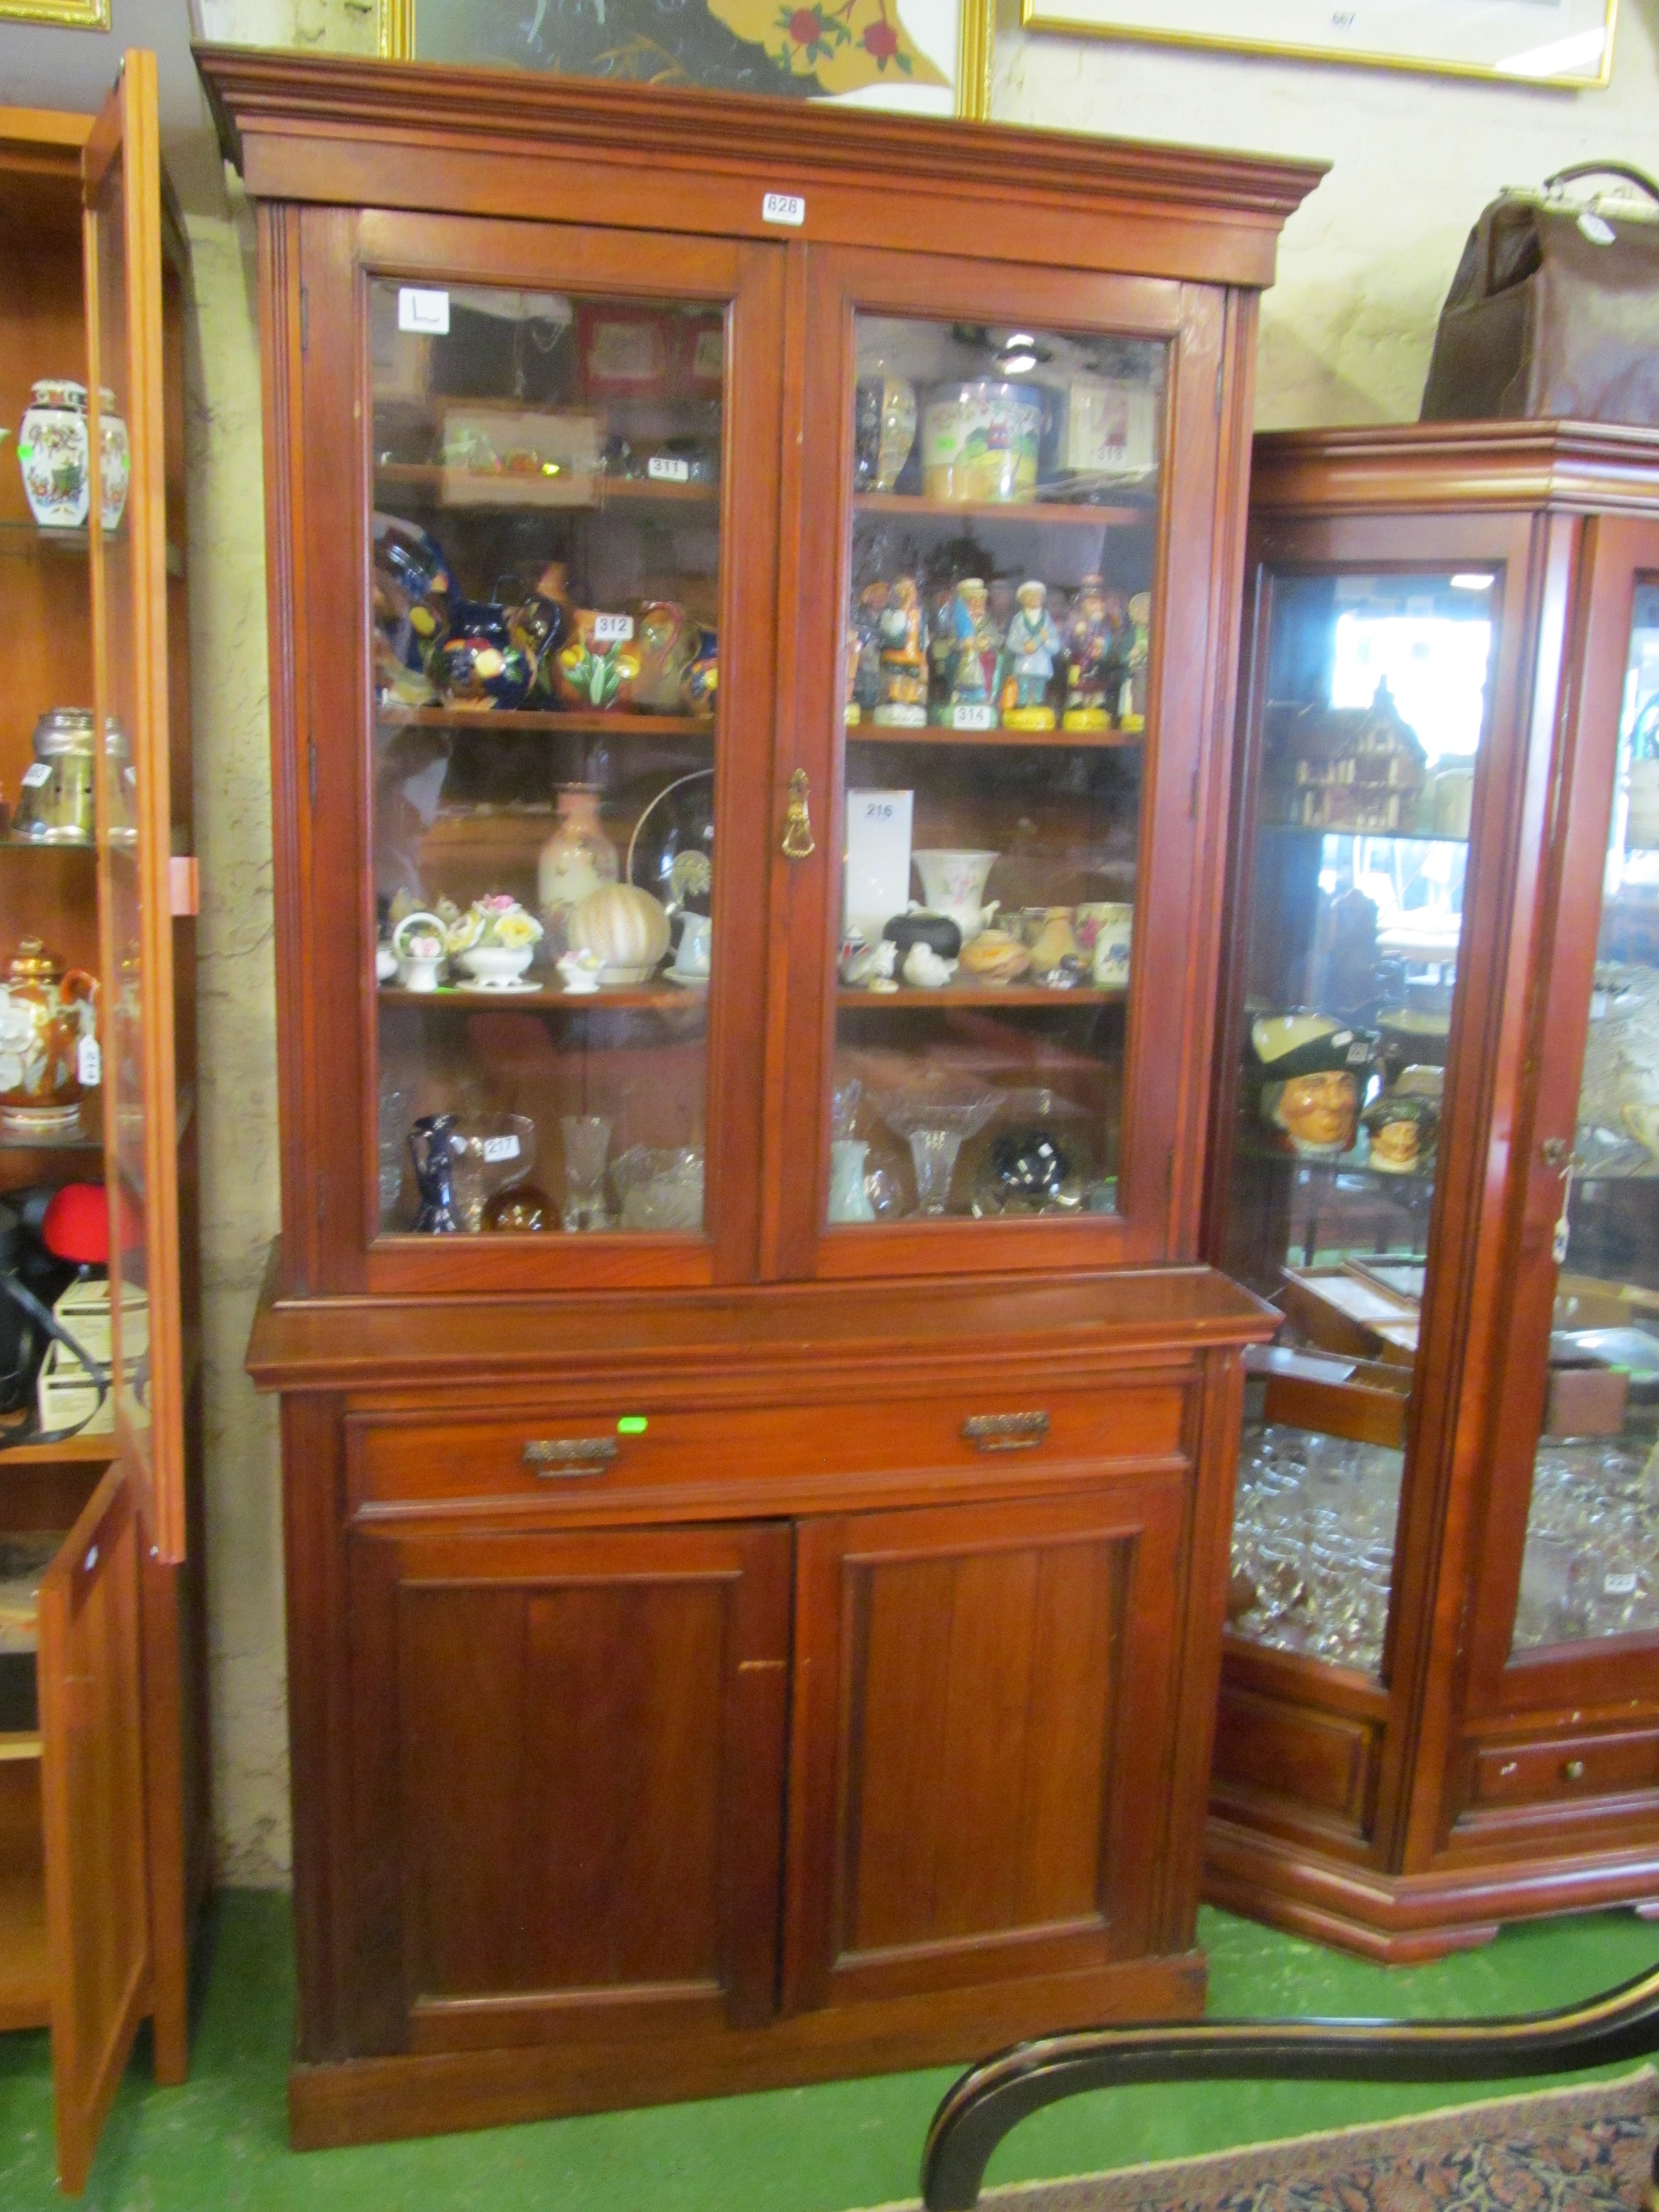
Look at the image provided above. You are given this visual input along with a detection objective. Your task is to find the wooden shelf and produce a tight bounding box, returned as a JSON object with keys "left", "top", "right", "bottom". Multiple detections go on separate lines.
{"left": 378, "top": 706, "right": 713, "bottom": 737}
{"left": 0, "top": 1433, "right": 115, "bottom": 1465}
{"left": 0, "top": 1733, "right": 41, "bottom": 1763}
{"left": 852, "top": 492, "right": 1146, "bottom": 528}
{"left": 848, "top": 719, "right": 1143, "bottom": 749}
{"left": 0, "top": 518, "right": 183, "bottom": 573}
{"left": 375, "top": 464, "right": 718, "bottom": 509}
{"left": 380, "top": 983, "right": 703, "bottom": 1012}
{"left": 0, "top": 836, "right": 96, "bottom": 853}
{"left": 839, "top": 984, "right": 1127, "bottom": 1009}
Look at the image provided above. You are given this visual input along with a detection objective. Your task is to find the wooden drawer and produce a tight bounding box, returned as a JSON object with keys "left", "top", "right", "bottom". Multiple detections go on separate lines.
{"left": 1211, "top": 1686, "right": 1378, "bottom": 1833}
{"left": 348, "top": 1384, "right": 1188, "bottom": 1512}
{"left": 1469, "top": 1727, "right": 1659, "bottom": 1810}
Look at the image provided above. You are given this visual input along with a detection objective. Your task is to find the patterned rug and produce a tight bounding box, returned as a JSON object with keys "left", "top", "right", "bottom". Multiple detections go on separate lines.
{"left": 967, "top": 2071, "right": 1659, "bottom": 2211}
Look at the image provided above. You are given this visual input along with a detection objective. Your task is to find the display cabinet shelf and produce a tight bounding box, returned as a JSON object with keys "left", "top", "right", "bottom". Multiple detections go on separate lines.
{"left": 837, "top": 984, "right": 1126, "bottom": 1009}
{"left": 852, "top": 493, "right": 1146, "bottom": 529}
{"left": 378, "top": 706, "right": 713, "bottom": 737}
{"left": 0, "top": 1733, "right": 42, "bottom": 1762}
{"left": 374, "top": 463, "right": 718, "bottom": 509}
{"left": 0, "top": 1434, "right": 116, "bottom": 1467}
{"left": 1257, "top": 820, "right": 1470, "bottom": 846}
{"left": 378, "top": 982, "right": 700, "bottom": 1011}
{"left": 848, "top": 721, "right": 1143, "bottom": 750}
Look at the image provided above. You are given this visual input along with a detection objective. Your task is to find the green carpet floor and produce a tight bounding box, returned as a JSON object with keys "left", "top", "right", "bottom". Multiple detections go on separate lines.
{"left": 1, "top": 1893, "right": 1655, "bottom": 2210}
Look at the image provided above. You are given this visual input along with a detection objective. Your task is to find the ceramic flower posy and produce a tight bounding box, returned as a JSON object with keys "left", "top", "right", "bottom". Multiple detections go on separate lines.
{"left": 446, "top": 895, "right": 544, "bottom": 954}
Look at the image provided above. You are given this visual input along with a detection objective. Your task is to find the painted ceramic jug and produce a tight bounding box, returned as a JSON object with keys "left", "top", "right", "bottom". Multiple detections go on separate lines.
{"left": 408, "top": 1114, "right": 462, "bottom": 1233}
{"left": 0, "top": 938, "right": 97, "bottom": 1136}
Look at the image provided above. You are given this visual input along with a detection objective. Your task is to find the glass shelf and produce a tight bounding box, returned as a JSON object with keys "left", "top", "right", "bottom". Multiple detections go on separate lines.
{"left": 849, "top": 722, "right": 1143, "bottom": 751}
{"left": 379, "top": 983, "right": 699, "bottom": 1012}
{"left": 837, "top": 985, "right": 1125, "bottom": 1009}
{"left": 851, "top": 492, "right": 1146, "bottom": 528}
{"left": 378, "top": 707, "right": 713, "bottom": 738}
{"left": 375, "top": 463, "right": 718, "bottom": 512}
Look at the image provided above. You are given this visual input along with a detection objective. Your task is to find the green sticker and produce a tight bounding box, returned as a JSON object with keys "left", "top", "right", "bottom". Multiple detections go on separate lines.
{"left": 617, "top": 1416, "right": 648, "bottom": 1435}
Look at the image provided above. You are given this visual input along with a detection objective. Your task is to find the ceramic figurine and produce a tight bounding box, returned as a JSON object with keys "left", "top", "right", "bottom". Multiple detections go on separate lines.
{"left": 555, "top": 610, "right": 642, "bottom": 711}
{"left": 509, "top": 561, "right": 571, "bottom": 698}
{"left": 430, "top": 605, "right": 535, "bottom": 712}
{"left": 901, "top": 942, "right": 957, "bottom": 989}
{"left": 17, "top": 380, "right": 89, "bottom": 528}
{"left": 998, "top": 581, "right": 1061, "bottom": 730}
{"left": 883, "top": 911, "right": 962, "bottom": 970}
{"left": 851, "top": 582, "right": 889, "bottom": 721}
{"left": 1121, "top": 591, "right": 1151, "bottom": 731}
{"left": 408, "top": 1114, "right": 462, "bottom": 1233}
{"left": 1062, "top": 575, "right": 1126, "bottom": 731}
{"left": 390, "top": 909, "right": 447, "bottom": 992}
{"left": 538, "top": 785, "right": 619, "bottom": 954}
{"left": 874, "top": 577, "right": 929, "bottom": 727}
{"left": 842, "top": 938, "right": 896, "bottom": 990}
{"left": 445, "top": 895, "right": 544, "bottom": 989}
{"left": 933, "top": 577, "right": 1002, "bottom": 726}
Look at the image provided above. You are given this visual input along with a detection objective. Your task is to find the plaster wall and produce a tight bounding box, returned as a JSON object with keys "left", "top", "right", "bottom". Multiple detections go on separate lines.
{"left": 184, "top": 5, "right": 1659, "bottom": 1883}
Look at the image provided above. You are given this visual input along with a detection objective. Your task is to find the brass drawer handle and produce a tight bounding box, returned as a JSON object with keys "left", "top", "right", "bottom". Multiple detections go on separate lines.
{"left": 523, "top": 1437, "right": 619, "bottom": 1478}
{"left": 1562, "top": 1757, "right": 1588, "bottom": 1782}
{"left": 962, "top": 1412, "right": 1050, "bottom": 1452}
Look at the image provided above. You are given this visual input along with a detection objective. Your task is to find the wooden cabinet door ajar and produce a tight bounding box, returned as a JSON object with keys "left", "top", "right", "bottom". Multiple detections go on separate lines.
{"left": 346, "top": 1517, "right": 792, "bottom": 2053}
{"left": 784, "top": 1483, "right": 1188, "bottom": 2013}
{"left": 37, "top": 1470, "right": 150, "bottom": 2196}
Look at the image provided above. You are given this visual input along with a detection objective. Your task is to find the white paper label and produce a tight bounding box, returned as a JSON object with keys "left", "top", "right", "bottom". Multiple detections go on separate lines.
{"left": 398, "top": 287, "right": 451, "bottom": 334}
{"left": 1605, "top": 1571, "right": 1639, "bottom": 1596}
{"left": 762, "top": 192, "right": 805, "bottom": 227}
{"left": 77, "top": 1033, "right": 100, "bottom": 1088}
{"left": 648, "top": 455, "right": 691, "bottom": 483}
{"left": 481, "top": 1134, "right": 521, "bottom": 1163}
{"left": 1579, "top": 212, "right": 1616, "bottom": 245}
{"left": 20, "top": 762, "right": 51, "bottom": 788}
{"left": 591, "top": 612, "right": 635, "bottom": 645}
{"left": 949, "top": 704, "right": 995, "bottom": 731}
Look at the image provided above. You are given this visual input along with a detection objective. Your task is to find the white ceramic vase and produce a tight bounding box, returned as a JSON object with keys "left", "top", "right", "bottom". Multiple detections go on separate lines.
{"left": 18, "top": 380, "right": 89, "bottom": 529}
{"left": 911, "top": 849, "right": 998, "bottom": 944}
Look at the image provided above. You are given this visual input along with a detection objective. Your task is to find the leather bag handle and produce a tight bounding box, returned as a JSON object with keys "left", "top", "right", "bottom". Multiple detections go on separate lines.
{"left": 1544, "top": 161, "right": 1659, "bottom": 205}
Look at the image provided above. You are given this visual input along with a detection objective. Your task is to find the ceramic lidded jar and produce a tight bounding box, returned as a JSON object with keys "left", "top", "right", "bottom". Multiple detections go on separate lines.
{"left": 17, "top": 380, "right": 90, "bottom": 528}
{"left": 96, "top": 388, "right": 130, "bottom": 532}
{"left": 13, "top": 710, "right": 97, "bottom": 844}
{"left": 0, "top": 937, "right": 97, "bottom": 1137}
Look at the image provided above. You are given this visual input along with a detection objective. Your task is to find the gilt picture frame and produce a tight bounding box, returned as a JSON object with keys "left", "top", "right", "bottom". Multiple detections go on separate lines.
{"left": 1018, "top": 0, "right": 1617, "bottom": 89}
{"left": 377, "top": 0, "right": 993, "bottom": 117}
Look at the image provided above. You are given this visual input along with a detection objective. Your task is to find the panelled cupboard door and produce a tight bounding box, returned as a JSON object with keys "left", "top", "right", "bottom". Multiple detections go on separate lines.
{"left": 346, "top": 1519, "right": 791, "bottom": 2051}
{"left": 85, "top": 50, "right": 188, "bottom": 1565}
{"left": 768, "top": 245, "right": 1236, "bottom": 1282}
{"left": 37, "top": 1471, "right": 151, "bottom": 2196}
{"left": 783, "top": 1485, "right": 1187, "bottom": 2012}
{"left": 287, "top": 207, "right": 784, "bottom": 1297}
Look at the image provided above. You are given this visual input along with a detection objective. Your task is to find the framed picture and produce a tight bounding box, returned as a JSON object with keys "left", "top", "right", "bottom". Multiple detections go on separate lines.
{"left": 1018, "top": 0, "right": 1617, "bottom": 89}
{"left": 0, "top": 0, "right": 108, "bottom": 26}
{"left": 378, "top": 0, "right": 993, "bottom": 116}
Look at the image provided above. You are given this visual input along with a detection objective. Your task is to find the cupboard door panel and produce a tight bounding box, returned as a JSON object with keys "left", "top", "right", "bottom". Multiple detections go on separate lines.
{"left": 350, "top": 1519, "right": 790, "bottom": 2051}
{"left": 785, "top": 1484, "right": 1185, "bottom": 2010}
{"left": 37, "top": 1469, "right": 150, "bottom": 2195}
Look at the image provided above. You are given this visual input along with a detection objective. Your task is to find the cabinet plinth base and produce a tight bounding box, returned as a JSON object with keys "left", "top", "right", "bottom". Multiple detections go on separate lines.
{"left": 289, "top": 1950, "right": 1206, "bottom": 2152}
{"left": 1205, "top": 1817, "right": 1659, "bottom": 1964}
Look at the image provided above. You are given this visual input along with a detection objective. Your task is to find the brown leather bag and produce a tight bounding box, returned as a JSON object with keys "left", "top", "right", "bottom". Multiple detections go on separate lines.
{"left": 1420, "top": 164, "right": 1659, "bottom": 425}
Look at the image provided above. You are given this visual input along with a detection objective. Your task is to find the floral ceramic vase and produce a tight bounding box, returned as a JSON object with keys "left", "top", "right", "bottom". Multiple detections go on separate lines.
{"left": 97, "top": 391, "right": 130, "bottom": 531}
{"left": 18, "top": 380, "right": 89, "bottom": 529}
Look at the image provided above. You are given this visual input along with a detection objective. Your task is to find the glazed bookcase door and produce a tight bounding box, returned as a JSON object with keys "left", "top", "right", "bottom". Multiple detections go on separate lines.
{"left": 329, "top": 211, "right": 783, "bottom": 1292}
{"left": 1469, "top": 517, "right": 1659, "bottom": 1708}
{"left": 84, "top": 51, "right": 188, "bottom": 1566}
{"left": 772, "top": 247, "right": 1235, "bottom": 1280}
{"left": 1214, "top": 553, "right": 1506, "bottom": 1685}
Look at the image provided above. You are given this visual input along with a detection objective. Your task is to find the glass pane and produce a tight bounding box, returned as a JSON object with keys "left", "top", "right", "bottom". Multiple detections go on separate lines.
{"left": 1218, "top": 568, "right": 1497, "bottom": 1674}
{"left": 1514, "top": 578, "right": 1659, "bottom": 1651}
{"left": 90, "top": 136, "right": 153, "bottom": 1476}
{"left": 370, "top": 282, "right": 724, "bottom": 1238}
{"left": 831, "top": 317, "right": 1163, "bottom": 1226}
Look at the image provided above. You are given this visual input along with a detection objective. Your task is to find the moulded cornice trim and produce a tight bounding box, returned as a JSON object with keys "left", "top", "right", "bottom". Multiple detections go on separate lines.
{"left": 1253, "top": 419, "right": 1659, "bottom": 518}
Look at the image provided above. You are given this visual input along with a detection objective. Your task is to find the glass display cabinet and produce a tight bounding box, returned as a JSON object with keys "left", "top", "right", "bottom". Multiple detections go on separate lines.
{"left": 1205, "top": 422, "right": 1659, "bottom": 1960}
{"left": 205, "top": 47, "right": 1322, "bottom": 2152}
{"left": 0, "top": 57, "right": 205, "bottom": 2194}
